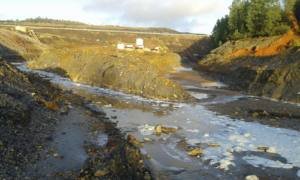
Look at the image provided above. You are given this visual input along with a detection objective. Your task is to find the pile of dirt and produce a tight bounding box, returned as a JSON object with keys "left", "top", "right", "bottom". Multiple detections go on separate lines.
{"left": 29, "top": 46, "right": 191, "bottom": 101}
{"left": 198, "top": 32, "right": 300, "bottom": 103}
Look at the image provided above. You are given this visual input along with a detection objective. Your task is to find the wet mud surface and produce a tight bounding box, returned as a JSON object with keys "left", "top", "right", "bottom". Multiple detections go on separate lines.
{"left": 0, "top": 60, "right": 150, "bottom": 179}
{"left": 12, "top": 63, "right": 300, "bottom": 179}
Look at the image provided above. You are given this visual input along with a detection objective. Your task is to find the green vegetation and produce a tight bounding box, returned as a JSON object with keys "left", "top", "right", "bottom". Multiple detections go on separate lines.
{"left": 212, "top": 16, "right": 230, "bottom": 46}
{"left": 212, "top": 0, "right": 299, "bottom": 45}
{"left": 0, "top": 17, "right": 86, "bottom": 26}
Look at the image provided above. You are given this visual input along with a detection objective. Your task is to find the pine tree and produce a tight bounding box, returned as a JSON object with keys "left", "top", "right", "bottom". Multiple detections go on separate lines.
{"left": 246, "top": 0, "right": 283, "bottom": 37}
{"left": 228, "top": 0, "right": 250, "bottom": 39}
{"left": 212, "top": 16, "right": 230, "bottom": 45}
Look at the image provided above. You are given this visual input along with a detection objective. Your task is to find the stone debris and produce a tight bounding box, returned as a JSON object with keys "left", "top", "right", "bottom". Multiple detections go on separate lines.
{"left": 94, "top": 169, "right": 108, "bottom": 177}
{"left": 257, "top": 146, "right": 277, "bottom": 154}
{"left": 208, "top": 143, "right": 220, "bottom": 148}
{"left": 143, "top": 138, "right": 153, "bottom": 142}
{"left": 139, "top": 124, "right": 178, "bottom": 136}
{"left": 245, "top": 175, "right": 259, "bottom": 180}
{"left": 127, "top": 134, "right": 143, "bottom": 147}
{"left": 187, "top": 148, "right": 203, "bottom": 157}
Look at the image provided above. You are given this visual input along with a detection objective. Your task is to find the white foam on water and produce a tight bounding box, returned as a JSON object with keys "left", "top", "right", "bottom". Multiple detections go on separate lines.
{"left": 138, "top": 124, "right": 155, "bottom": 136}
{"left": 201, "top": 82, "right": 227, "bottom": 88}
{"left": 189, "top": 92, "right": 209, "bottom": 100}
{"left": 175, "top": 66, "right": 193, "bottom": 72}
{"left": 177, "top": 104, "right": 300, "bottom": 171}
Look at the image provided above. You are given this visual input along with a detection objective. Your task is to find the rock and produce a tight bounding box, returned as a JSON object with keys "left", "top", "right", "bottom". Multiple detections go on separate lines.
{"left": 187, "top": 148, "right": 203, "bottom": 156}
{"left": 44, "top": 101, "right": 59, "bottom": 111}
{"left": 257, "top": 146, "right": 276, "bottom": 153}
{"left": 245, "top": 175, "right": 259, "bottom": 180}
{"left": 138, "top": 124, "right": 155, "bottom": 136}
{"left": 53, "top": 153, "right": 59, "bottom": 158}
{"left": 208, "top": 143, "right": 220, "bottom": 148}
{"left": 154, "top": 124, "right": 177, "bottom": 135}
{"left": 143, "top": 138, "right": 153, "bottom": 142}
{"left": 155, "top": 125, "right": 162, "bottom": 135}
{"left": 252, "top": 112, "right": 259, "bottom": 118}
{"left": 127, "top": 134, "right": 143, "bottom": 147}
{"left": 161, "top": 126, "right": 177, "bottom": 134}
{"left": 94, "top": 169, "right": 108, "bottom": 177}
{"left": 59, "top": 105, "right": 69, "bottom": 115}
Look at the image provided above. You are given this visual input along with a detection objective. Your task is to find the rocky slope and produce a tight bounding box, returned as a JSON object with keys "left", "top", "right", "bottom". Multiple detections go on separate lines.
{"left": 0, "top": 28, "right": 197, "bottom": 101}
{"left": 0, "top": 59, "right": 150, "bottom": 178}
{"left": 29, "top": 46, "right": 190, "bottom": 101}
{"left": 198, "top": 31, "right": 300, "bottom": 103}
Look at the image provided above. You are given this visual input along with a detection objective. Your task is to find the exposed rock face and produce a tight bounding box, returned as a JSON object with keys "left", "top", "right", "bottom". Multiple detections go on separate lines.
{"left": 199, "top": 33, "right": 300, "bottom": 103}
{"left": 29, "top": 48, "right": 191, "bottom": 101}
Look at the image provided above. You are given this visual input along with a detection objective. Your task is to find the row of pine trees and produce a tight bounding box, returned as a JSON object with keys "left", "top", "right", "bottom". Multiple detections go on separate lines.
{"left": 212, "top": 0, "right": 300, "bottom": 45}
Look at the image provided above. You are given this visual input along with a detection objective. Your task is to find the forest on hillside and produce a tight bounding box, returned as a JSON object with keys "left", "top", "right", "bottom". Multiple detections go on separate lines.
{"left": 0, "top": 17, "right": 87, "bottom": 25}
{"left": 212, "top": 0, "right": 300, "bottom": 45}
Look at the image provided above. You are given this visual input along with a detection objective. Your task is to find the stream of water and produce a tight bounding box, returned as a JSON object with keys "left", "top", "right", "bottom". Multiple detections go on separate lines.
{"left": 14, "top": 63, "right": 300, "bottom": 179}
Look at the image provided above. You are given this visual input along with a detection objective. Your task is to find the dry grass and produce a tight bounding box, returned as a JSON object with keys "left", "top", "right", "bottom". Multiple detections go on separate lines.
{"left": 0, "top": 29, "right": 45, "bottom": 60}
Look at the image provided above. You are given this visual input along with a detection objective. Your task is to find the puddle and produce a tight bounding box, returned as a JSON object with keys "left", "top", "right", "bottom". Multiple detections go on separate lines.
{"left": 14, "top": 62, "right": 300, "bottom": 179}
{"left": 27, "top": 105, "right": 108, "bottom": 177}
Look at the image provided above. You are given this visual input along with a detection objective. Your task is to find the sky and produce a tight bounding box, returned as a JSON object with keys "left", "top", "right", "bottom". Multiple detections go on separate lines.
{"left": 0, "top": 0, "right": 233, "bottom": 34}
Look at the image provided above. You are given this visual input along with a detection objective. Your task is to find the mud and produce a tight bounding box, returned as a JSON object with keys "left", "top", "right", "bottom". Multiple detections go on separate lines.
{"left": 17, "top": 62, "right": 300, "bottom": 180}
{"left": 0, "top": 59, "right": 150, "bottom": 179}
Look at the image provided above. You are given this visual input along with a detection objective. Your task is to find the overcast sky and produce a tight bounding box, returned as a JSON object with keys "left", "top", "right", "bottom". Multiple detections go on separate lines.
{"left": 0, "top": 0, "right": 232, "bottom": 34}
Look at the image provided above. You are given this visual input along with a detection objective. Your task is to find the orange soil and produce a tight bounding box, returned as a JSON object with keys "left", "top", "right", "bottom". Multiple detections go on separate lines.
{"left": 228, "top": 31, "right": 296, "bottom": 59}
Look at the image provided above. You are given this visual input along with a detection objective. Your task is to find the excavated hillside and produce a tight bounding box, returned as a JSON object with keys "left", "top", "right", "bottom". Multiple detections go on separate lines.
{"left": 0, "top": 28, "right": 210, "bottom": 101}
{"left": 29, "top": 47, "right": 189, "bottom": 100}
{"left": 199, "top": 31, "right": 300, "bottom": 103}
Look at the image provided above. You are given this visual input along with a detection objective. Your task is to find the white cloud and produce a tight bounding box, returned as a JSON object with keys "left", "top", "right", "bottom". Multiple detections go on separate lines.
{"left": 83, "top": 0, "right": 231, "bottom": 33}
{"left": 0, "top": 0, "right": 232, "bottom": 34}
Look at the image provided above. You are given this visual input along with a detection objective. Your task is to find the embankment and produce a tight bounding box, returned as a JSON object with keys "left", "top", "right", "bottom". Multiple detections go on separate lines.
{"left": 0, "top": 58, "right": 150, "bottom": 179}
{"left": 199, "top": 31, "right": 300, "bottom": 103}
{"left": 29, "top": 47, "right": 190, "bottom": 101}
{"left": 0, "top": 28, "right": 193, "bottom": 101}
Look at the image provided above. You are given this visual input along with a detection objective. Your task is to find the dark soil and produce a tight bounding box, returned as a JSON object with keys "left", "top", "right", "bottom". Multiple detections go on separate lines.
{"left": 0, "top": 59, "right": 151, "bottom": 179}
{"left": 207, "top": 96, "right": 300, "bottom": 131}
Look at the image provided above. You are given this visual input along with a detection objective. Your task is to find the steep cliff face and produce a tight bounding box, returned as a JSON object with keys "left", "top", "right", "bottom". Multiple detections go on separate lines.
{"left": 199, "top": 32, "right": 300, "bottom": 103}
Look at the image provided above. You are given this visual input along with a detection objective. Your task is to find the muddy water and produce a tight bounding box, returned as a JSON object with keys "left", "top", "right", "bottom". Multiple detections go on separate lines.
{"left": 14, "top": 63, "right": 300, "bottom": 179}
